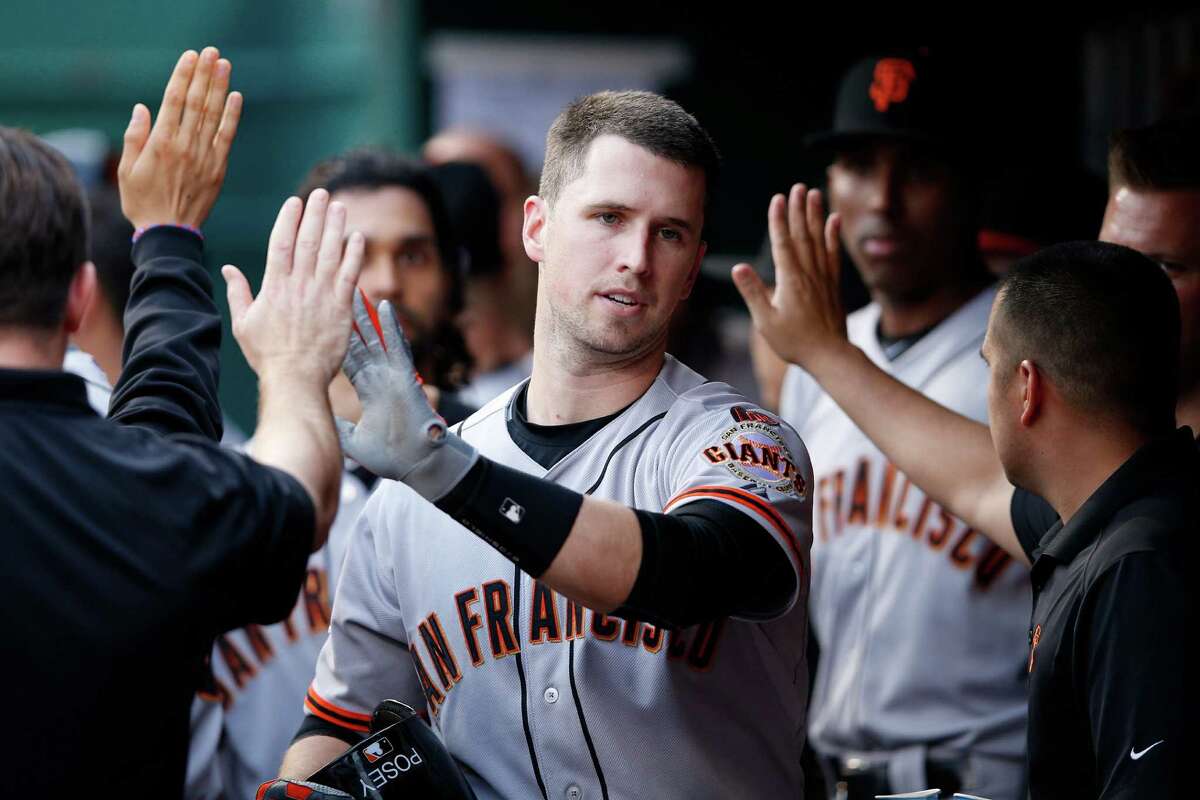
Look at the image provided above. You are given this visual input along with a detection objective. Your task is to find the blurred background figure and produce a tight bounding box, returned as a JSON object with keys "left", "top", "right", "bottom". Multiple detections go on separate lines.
{"left": 71, "top": 188, "right": 133, "bottom": 388}
{"left": 299, "top": 149, "right": 474, "bottom": 425}
{"left": 1102, "top": 114, "right": 1200, "bottom": 430}
{"left": 428, "top": 159, "right": 534, "bottom": 407}
{"left": 778, "top": 53, "right": 1030, "bottom": 800}
{"left": 66, "top": 187, "right": 134, "bottom": 409}
{"left": 424, "top": 130, "right": 536, "bottom": 405}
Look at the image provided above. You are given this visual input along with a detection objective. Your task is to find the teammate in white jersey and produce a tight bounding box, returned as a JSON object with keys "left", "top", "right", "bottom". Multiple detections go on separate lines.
{"left": 735, "top": 55, "right": 1028, "bottom": 799}
{"left": 184, "top": 152, "right": 473, "bottom": 800}
{"left": 275, "top": 90, "right": 815, "bottom": 799}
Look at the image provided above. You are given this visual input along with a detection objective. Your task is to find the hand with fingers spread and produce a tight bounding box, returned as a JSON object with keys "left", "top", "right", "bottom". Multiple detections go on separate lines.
{"left": 732, "top": 184, "right": 850, "bottom": 372}
{"left": 336, "top": 291, "right": 479, "bottom": 498}
{"left": 223, "top": 189, "right": 366, "bottom": 547}
{"left": 224, "top": 189, "right": 365, "bottom": 386}
{"left": 117, "top": 46, "right": 242, "bottom": 231}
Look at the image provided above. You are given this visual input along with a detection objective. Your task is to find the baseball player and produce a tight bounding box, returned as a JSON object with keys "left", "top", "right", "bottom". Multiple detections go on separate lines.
{"left": 741, "top": 56, "right": 1029, "bottom": 798}
{"left": 186, "top": 152, "right": 474, "bottom": 800}
{"left": 275, "top": 91, "right": 815, "bottom": 799}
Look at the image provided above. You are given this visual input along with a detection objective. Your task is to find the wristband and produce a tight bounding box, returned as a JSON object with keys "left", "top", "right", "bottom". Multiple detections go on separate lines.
{"left": 435, "top": 457, "right": 583, "bottom": 576}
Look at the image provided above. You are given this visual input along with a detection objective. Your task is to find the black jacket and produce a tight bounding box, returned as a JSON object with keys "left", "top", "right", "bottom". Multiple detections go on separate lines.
{"left": 2, "top": 228, "right": 314, "bottom": 796}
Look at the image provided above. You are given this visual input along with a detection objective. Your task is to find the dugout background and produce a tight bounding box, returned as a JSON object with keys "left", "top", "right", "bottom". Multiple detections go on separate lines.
{"left": 1, "top": 1, "right": 1196, "bottom": 432}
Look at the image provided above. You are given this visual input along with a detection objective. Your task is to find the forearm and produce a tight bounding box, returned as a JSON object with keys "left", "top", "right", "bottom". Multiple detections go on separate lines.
{"left": 436, "top": 460, "right": 796, "bottom": 622}
{"left": 279, "top": 735, "right": 351, "bottom": 781}
{"left": 805, "top": 342, "right": 1024, "bottom": 563}
{"left": 434, "top": 457, "right": 639, "bottom": 608}
{"left": 544, "top": 498, "right": 642, "bottom": 611}
{"left": 249, "top": 373, "right": 341, "bottom": 549}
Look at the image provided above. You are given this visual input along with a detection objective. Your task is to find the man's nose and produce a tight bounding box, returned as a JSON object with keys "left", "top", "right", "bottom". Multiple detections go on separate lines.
{"left": 360, "top": 258, "right": 403, "bottom": 305}
{"left": 617, "top": 227, "right": 654, "bottom": 275}
{"left": 864, "top": 160, "right": 903, "bottom": 217}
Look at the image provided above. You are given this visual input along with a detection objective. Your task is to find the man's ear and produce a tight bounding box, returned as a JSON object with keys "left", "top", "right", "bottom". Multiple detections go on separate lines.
{"left": 63, "top": 261, "right": 97, "bottom": 335}
{"left": 1018, "top": 359, "right": 1042, "bottom": 427}
{"left": 679, "top": 240, "right": 707, "bottom": 301}
{"left": 522, "top": 195, "right": 548, "bottom": 264}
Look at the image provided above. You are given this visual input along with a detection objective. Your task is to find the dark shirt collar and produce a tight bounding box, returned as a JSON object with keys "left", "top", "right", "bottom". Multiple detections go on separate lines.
{"left": 1034, "top": 427, "right": 1196, "bottom": 565}
{"left": 0, "top": 367, "right": 92, "bottom": 413}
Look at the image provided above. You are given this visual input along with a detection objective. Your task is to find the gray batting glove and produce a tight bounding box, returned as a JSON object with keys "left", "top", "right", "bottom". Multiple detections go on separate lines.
{"left": 336, "top": 291, "right": 479, "bottom": 501}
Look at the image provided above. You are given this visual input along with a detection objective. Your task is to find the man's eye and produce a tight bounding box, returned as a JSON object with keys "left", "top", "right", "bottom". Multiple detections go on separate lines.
{"left": 659, "top": 228, "right": 681, "bottom": 242}
{"left": 398, "top": 250, "right": 428, "bottom": 266}
{"left": 598, "top": 212, "right": 620, "bottom": 225}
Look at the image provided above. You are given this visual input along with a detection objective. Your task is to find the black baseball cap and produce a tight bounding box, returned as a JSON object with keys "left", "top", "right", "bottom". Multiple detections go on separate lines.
{"left": 806, "top": 54, "right": 959, "bottom": 154}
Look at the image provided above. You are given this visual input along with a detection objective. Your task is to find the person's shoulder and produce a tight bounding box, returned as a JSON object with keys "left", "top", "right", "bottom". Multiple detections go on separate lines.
{"left": 668, "top": 371, "right": 802, "bottom": 440}
{"left": 1094, "top": 489, "right": 1197, "bottom": 568}
{"left": 454, "top": 381, "right": 523, "bottom": 437}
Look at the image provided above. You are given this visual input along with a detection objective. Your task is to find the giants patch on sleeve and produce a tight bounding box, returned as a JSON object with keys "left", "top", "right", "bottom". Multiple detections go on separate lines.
{"left": 701, "top": 420, "right": 806, "bottom": 497}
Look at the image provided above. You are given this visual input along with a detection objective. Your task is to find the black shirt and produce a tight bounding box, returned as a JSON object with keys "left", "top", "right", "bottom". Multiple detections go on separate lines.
{"left": 1012, "top": 429, "right": 1197, "bottom": 799}
{"left": 2, "top": 228, "right": 315, "bottom": 796}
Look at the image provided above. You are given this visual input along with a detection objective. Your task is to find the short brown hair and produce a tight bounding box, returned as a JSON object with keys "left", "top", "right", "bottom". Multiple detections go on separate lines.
{"left": 539, "top": 90, "right": 720, "bottom": 213}
{"left": 1108, "top": 115, "right": 1200, "bottom": 191}
{"left": 0, "top": 127, "right": 88, "bottom": 328}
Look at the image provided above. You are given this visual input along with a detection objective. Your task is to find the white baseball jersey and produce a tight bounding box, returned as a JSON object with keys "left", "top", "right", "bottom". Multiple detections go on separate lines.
{"left": 63, "top": 345, "right": 114, "bottom": 413}
{"left": 779, "top": 289, "right": 1030, "bottom": 779}
{"left": 62, "top": 345, "right": 250, "bottom": 446}
{"left": 308, "top": 356, "right": 814, "bottom": 799}
{"left": 184, "top": 467, "right": 371, "bottom": 799}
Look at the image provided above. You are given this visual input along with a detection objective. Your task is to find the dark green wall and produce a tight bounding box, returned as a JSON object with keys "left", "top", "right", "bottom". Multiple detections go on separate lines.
{"left": 0, "top": 0, "right": 422, "bottom": 431}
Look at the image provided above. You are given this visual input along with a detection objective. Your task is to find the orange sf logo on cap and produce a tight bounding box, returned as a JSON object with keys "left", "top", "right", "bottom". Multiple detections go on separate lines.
{"left": 869, "top": 58, "right": 916, "bottom": 112}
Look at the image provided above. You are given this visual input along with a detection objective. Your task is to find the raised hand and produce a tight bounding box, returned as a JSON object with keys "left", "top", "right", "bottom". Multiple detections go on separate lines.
{"left": 223, "top": 189, "right": 365, "bottom": 387}
{"left": 732, "top": 184, "right": 847, "bottom": 370}
{"left": 117, "top": 46, "right": 241, "bottom": 230}
{"left": 336, "top": 291, "right": 478, "bottom": 498}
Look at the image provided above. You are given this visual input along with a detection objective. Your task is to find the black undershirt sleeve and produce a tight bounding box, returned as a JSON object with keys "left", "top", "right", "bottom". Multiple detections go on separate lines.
{"left": 616, "top": 499, "right": 797, "bottom": 629}
{"left": 293, "top": 713, "right": 365, "bottom": 748}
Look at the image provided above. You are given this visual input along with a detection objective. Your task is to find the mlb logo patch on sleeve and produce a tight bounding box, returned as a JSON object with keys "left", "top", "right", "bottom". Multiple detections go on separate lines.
{"left": 499, "top": 498, "right": 525, "bottom": 524}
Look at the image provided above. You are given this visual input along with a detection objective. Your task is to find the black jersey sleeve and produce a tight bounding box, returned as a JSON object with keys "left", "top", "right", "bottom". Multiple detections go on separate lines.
{"left": 108, "top": 226, "right": 223, "bottom": 441}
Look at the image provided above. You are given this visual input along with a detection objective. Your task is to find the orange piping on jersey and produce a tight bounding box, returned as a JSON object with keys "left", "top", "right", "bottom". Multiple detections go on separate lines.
{"left": 305, "top": 687, "right": 371, "bottom": 732}
{"left": 304, "top": 698, "right": 371, "bottom": 733}
{"left": 664, "top": 485, "right": 805, "bottom": 568}
{"left": 305, "top": 686, "right": 372, "bottom": 721}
